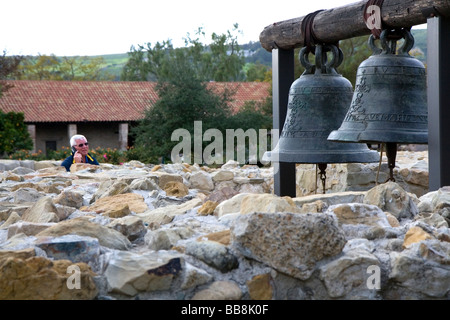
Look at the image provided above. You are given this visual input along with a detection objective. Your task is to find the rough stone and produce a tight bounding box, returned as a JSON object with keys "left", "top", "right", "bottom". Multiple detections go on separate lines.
{"left": 231, "top": 212, "right": 346, "bottom": 280}
{"left": 191, "top": 280, "right": 243, "bottom": 300}
{"left": 403, "top": 226, "right": 433, "bottom": 248}
{"left": 104, "top": 250, "right": 183, "bottom": 296}
{"left": 0, "top": 256, "right": 97, "bottom": 300}
{"left": 36, "top": 217, "right": 131, "bottom": 250}
{"left": 82, "top": 193, "right": 148, "bottom": 215}
{"left": 185, "top": 240, "right": 239, "bottom": 273}
{"left": 247, "top": 273, "right": 273, "bottom": 300}
{"left": 53, "top": 189, "right": 84, "bottom": 208}
{"left": 240, "top": 193, "right": 301, "bottom": 214}
{"left": 364, "top": 181, "right": 418, "bottom": 220}
{"left": 164, "top": 181, "right": 189, "bottom": 198}
{"left": 197, "top": 201, "right": 218, "bottom": 216}
{"left": 22, "top": 196, "right": 60, "bottom": 223}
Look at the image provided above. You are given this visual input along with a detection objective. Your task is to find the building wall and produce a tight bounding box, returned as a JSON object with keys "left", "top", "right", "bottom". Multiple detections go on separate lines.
{"left": 33, "top": 122, "right": 132, "bottom": 156}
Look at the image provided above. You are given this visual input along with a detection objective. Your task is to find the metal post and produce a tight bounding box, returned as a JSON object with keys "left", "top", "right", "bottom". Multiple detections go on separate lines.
{"left": 427, "top": 16, "right": 450, "bottom": 191}
{"left": 272, "top": 48, "right": 296, "bottom": 197}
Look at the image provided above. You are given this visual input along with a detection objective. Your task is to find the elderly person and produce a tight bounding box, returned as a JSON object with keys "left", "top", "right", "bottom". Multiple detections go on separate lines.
{"left": 61, "top": 134, "right": 99, "bottom": 171}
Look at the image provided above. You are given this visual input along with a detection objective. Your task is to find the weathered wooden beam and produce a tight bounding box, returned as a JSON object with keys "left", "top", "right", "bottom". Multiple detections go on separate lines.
{"left": 259, "top": 0, "right": 450, "bottom": 51}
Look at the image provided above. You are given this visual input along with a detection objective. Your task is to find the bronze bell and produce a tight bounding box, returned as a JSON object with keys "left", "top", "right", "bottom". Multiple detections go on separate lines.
{"left": 328, "top": 28, "right": 428, "bottom": 181}
{"left": 264, "top": 44, "right": 379, "bottom": 192}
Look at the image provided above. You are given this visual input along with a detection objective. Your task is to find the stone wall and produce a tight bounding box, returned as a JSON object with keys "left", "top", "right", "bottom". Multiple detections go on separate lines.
{"left": 295, "top": 151, "right": 429, "bottom": 198}
{"left": 0, "top": 152, "right": 449, "bottom": 300}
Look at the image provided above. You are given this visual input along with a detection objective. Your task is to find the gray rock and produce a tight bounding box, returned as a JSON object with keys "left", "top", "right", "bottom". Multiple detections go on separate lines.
{"left": 104, "top": 250, "right": 183, "bottom": 296}
{"left": 231, "top": 212, "right": 346, "bottom": 280}
{"left": 185, "top": 240, "right": 238, "bottom": 273}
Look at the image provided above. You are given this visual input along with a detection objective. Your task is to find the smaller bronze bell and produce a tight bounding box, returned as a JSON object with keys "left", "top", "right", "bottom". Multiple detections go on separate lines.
{"left": 328, "top": 28, "right": 428, "bottom": 144}
{"left": 328, "top": 28, "right": 428, "bottom": 181}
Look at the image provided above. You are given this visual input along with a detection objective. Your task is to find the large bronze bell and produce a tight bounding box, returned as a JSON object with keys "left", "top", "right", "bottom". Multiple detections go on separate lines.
{"left": 264, "top": 44, "right": 379, "bottom": 191}
{"left": 328, "top": 28, "right": 428, "bottom": 181}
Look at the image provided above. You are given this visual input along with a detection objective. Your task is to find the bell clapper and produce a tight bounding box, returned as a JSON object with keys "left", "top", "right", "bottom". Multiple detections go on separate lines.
{"left": 375, "top": 143, "right": 384, "bottom": 185}
{"left": 385, "top": 142, "right": 397, "bottom": 182}
{"left": 315, "top": 164, "right": 318, "bottom": 194}
{"left": 318, "top": 163, "right": 327, "bottom": 194}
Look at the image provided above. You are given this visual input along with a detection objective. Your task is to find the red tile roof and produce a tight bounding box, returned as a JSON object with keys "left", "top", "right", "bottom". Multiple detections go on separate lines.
{"left": 0, "top": 80, "right": 270, "bottom": 123}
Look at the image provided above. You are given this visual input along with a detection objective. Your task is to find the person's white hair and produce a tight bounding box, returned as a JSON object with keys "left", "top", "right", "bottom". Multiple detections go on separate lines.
{"left": 70, "top": 134, "right": 87, "bottom": 147}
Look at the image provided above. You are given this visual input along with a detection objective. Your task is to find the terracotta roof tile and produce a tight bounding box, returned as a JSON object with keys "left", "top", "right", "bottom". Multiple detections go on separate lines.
{"left": 0, "top": 80, "right": 270, "bottom": 123}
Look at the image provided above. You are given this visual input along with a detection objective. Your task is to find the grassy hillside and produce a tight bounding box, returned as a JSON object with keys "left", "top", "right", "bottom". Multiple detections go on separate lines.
{"left": 93, "top": 29, "right": 427, "bottom": 80}
{"left": 92, "top": 53, "right": 129, "bottom": 80}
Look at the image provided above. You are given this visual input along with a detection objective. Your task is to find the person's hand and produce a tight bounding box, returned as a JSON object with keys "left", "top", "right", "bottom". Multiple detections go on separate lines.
{"left": 73, "top": 151, "right": 82, "bottom": 163}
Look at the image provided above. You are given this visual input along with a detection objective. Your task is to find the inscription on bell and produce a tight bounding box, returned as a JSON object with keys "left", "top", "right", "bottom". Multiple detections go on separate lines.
{"left": 358, "top": 65, "right": 426, "bottom": 76}
{"left": 290, "top": 87, "right": 353, "bottom": 94}
{"left": 344, "top": 112, "right": 428, "bottom": 123}
{"left": 281, "top": 130, "right": 330, "bottom": 138}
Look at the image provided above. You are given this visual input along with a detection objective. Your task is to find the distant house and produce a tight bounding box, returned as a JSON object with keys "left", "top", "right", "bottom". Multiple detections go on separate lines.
{"left": 0, "top": 80, "right": 270, "bottom": 155}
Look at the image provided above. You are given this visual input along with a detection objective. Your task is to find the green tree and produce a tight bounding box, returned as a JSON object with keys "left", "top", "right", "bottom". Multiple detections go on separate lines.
{"left": 17, "top": 54, "right": 60, "bottom": 80}
{"left": 0, "top": 51, "right": 24, "bottom": 96}
{"left": 243, "top": 62, "right": 271, "bottom": 82}
{"left": 131, "top": 53, "right": 233, "bottom": 163}
{"left": 121, "top": 24, "right": 245, "bottom": 82}
{"left": 16, "top": 54, "right": 113, "bottom": 81}
{"left": 338, "top": 35, "right": 373, "bottom": 87}
{"left": 0, "top": 111, "right": 33, "bottom": 155}
{"left": 58, "top": 56, "right": 114, "bottom": 80}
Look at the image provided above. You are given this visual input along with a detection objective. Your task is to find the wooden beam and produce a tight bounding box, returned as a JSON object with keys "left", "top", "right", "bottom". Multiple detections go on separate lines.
{"left": 259, "top": 0, "right": 450, "bottom": 52}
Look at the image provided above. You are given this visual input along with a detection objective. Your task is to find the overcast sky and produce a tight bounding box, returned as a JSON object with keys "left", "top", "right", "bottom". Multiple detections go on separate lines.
{"left": 1, "top": 0, "right": 426, "bottom": 57}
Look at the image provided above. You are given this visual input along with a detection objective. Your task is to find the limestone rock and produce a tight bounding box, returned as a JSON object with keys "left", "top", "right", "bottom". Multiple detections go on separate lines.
{"left": 35, "top": 235, "right": 101, "bottom": 267}
{"left": 0, "top": 212, "right": 22, "bottom": 230}
{"left": 129, "top": 177, "right": 159, "bottom": 191}
{"left": 293, "top": 191, "right": 366, "bottom": 208}
{"left": 157, "top": 173, "right": 183, "bottom": 189}
{"left": 180, "top": 262, "right": 213, "bottom": 290}
{"left": 53, "top": 189, "right": 84, "bottom": 208}
{"left": 240, "top": 194, "right": 301, "bottom": 214}
{"left": 90, "top": 180, "right": 131, "bottom": 203}
{"left": 104, "top": 203, "right": 131, "bottom": 218}
{"left": 164, "top": 181, "right": 189, "bottom": 198}
{"left": 214, "top": 193, "right": 250, "bottom": 218}
{"left": 231, "top": 212, "right": 346, "bottom": 280}
{"left": 1, "top": 171, "right": 24, "bottom": 182}
{"left": 198, "top": 230, "right": 231, "bottom": 246}
{"left": 205, "top": 186, "right": 239, "bottom": 204}
{"left": 70, "top": 163, "right": 100, "bottom": 173}
{"left": 414, "top": 212, "right": 448, "bottom": 228}
{"left": 12, "top": 187, "right": 45, "bottom": 204}
{"left": 364, "top": 181, "right": 418, "bottom": 220}
{"left": 82, "top": 193, "right": 148, "bottom": 215}
{"left": 7, "top": 221, "right": 55, "bottom": 238}
{"left": 107, "top": 216, "right": 147, "bottom": 241}
{"left": 0, "top": 256, "right": 97, "bottom": 300}
{"left": 390, "top": 240, "right": 450, "bottom": 298}
{"left": 247, "top": 273, "right": 273, "bottom": 300}
{"left": 137, "top": 198, "right": 202, "bottom": 229}
{"left": 0, "top": 248, "right": 36, "bottom": 265}
{"left": 22, "top": 196, "right": 60, "bottom": 223}
{"left": 189, "top": 171, "right": 214, "bottom": 191}
{"left": 197, "top": 200, "right": 218, "bottom": 216}
{"left": 145, "top": 227, "right": 194, "bottom": 251}
{"left": 104, "top": 250, "right": 183, "bottom": 296}
{"left": 429, "top": 187, "right": 450, "bottom": 211}
{"left": 185, "top": 240, "right": 238, "bottom": 273}
{"left": 36, "top": 217, "right": 131, "bottom": 250}
{"left": 403, "top": 226, "right": 433, "bottom": 249}
{"left": 385, "top": 212, "right": 400, "bottom": 227}
{"left": 326, "top": 203, "right": 391, "bottom": 228}
{"left": 211, "top": 170, "right": 234, "bottom": 182}
{"left": 319, "top": 249, "right": 380, "bottom": 298}
{"left": 191, "top": 280, "right": 242, "bottom": 300}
